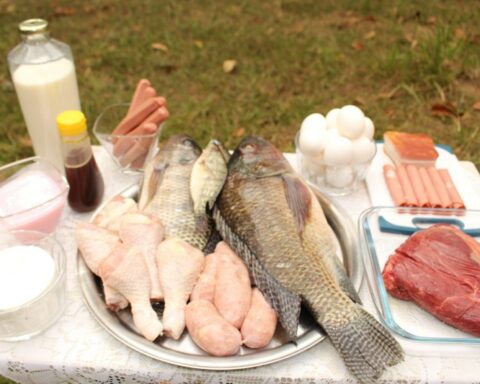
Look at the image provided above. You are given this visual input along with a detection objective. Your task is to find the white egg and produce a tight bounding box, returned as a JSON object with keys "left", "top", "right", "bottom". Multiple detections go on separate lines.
{"left": 323, "top": 136, "right": 353, "bottom": 165}
{"left": 325, "top": 108, "right": 340, "bottom": 130}
{"left": 324, "top": 127, "right": 340, "bottom": 146}
{"left": 363, "top": 117, "right": 375, "bottom": 140}
{"left": 337, "top": 105, "right": 365, "bottom": 140}
{"left": 326, "top": 165, "right": 354, "bottom": 188}
{"left": 299, "top": 113, "right": 327, "bottom": 155}
{"left": 352, "top": 136, "right": 376, "bottom": 163}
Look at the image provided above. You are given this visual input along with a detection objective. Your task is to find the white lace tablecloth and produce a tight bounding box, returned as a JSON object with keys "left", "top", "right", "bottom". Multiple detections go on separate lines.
{"left": 0, "top": 146, "right": 479, "bottom": 384}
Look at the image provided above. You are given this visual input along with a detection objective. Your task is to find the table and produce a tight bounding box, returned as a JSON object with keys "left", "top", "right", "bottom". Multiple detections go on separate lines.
{"left": 1, "top": 147, "right": 479, "bottom": 384}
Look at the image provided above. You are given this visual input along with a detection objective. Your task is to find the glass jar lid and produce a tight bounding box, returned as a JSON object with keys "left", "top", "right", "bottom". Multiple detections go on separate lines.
{"left": 18, "top": 19, "right": 48, "bottom": 36}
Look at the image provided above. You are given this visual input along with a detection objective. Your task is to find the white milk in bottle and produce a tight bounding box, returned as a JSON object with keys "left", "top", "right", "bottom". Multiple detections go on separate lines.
{"left": 8, "top": 19, "right": 81, "bottom": 171}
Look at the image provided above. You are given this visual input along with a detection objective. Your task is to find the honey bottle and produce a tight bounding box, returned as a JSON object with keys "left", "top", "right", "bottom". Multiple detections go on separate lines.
{"left": 57, "top": 111, "right": 104, "bottom": 212}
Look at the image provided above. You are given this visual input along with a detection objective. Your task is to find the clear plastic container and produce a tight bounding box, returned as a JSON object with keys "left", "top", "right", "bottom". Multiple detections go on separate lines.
{"left": 0, "top": 156, "right": 69, "bottom": 233}
{"left": 7, "top": 19, "right": 81, "bottom": 171}
{"left": 0, "top": 230, "right": 66, "bottom": 341}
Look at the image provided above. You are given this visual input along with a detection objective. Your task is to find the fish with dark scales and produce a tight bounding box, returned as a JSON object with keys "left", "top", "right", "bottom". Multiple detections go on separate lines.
{"left": 214, "top": 136, "right": 404, "bottom": 383}
{"left": 139, "top": 134, "right": 212, "bottom": 250}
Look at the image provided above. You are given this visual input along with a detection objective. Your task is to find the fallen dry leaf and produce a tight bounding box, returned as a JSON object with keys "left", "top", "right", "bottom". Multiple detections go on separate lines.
{"left": 5, "top": 3, "right": 15, "bottom": 13}
{"left": 151, "top": 42, "right": 168, "bottom": 52}
{"left": 351, "top": 40, "right": 364, "bottom": 51}
{"left": 427, "top": 16, "right": 436, "bottom": 25}
{"left": 233, "top": 127, "right": 245, "bottom": 137}
{"left": 454, "top": 28, "right": 466, "bottom": 39}
{"left": 54, "top": 6, "right": 76, "bottom": 16}
{"left": 404, "top": 32, "right": 415, "bottom": 43}
{"left": 431, "top": 102, "right": 458, "bottom": 117}
{"left": 83, "top": 4, "right": 95, "bottom": 14}
{"left": 354, "top": 97, "right": 366, "bottom": 106}
{"left": 194, "top": 40, "right": 204, "bottom": 48}
{"left": 223, "top": 59, "right": 236, "bottom": 73}
{"left": 18, "top": 136, "right": 32, "bottom": 147}
{"left": 473, "top": 100, "right": 480, "bottom": 111}
{"left": 364, "top": 30, "right": 376, "bottom": 39}
{"left": 364, "top": 15, "right": 377, "bottom": 22}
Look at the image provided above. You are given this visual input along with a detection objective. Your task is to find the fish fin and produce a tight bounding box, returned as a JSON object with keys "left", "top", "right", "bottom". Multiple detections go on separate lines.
{"left": 282, "top": 174, "right": 312, "bottom": 235}
{"left": 195, "top": 213, "right": 210, "bottom": 233}
{"left": 319, "top": 303, "right": 404, "bottom": 383}
{"left": 328, "top": 256, "right": 362, "bottom": 304}
{"left": 214, "top": 207, "right": 302, "bottom": 341}
{"left": 202, "top": 229, "right": 223, "bottom": 255}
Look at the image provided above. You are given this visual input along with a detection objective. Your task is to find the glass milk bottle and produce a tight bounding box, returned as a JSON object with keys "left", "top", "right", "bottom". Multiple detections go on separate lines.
{"left": 7, "top": 19, "right": 81, "bottom": 171}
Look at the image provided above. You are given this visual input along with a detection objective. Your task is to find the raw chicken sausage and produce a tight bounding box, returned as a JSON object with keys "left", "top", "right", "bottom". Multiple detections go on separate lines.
{"left": 241, "top": 288, "right": 277, "bottom": 349}
{"left": 185, "top": 299, "right": 242, "bottom": 356}
{"left": 214, "top": 242, "right": 252, "bottom": 328}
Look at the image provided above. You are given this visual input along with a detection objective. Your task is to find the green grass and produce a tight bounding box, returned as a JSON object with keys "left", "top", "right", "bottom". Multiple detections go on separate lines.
{"left": 0, "top": 0, "right": 479, "bottom": 168}
{"left": 0, "top": 2, "right": 478, "bottom": 382}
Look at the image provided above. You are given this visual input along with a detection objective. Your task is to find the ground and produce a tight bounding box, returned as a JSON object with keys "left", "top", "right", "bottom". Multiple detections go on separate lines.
{"left": 0, "top": 1, "right": 479, "bottom": 383}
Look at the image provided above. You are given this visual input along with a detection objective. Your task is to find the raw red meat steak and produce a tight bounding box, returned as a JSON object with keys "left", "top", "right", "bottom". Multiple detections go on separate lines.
{"left": 382, "top": 224, "right": 480, "bottom": 337}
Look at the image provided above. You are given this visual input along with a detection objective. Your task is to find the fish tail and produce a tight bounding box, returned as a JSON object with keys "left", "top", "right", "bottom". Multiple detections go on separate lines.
{"left": 321, "top": 303, "right": 404, "bottom": 383}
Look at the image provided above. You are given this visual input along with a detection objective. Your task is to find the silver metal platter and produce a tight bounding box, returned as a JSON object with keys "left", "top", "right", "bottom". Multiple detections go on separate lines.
{"left": 77, "top": 183, "right": 363, "bottom": 370}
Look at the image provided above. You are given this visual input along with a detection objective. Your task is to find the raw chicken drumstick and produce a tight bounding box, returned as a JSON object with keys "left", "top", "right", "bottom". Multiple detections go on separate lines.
{"left": 99, "top": 243, "right": 163, "bottom": 341}
{"left": 76, "top": 222, "right": 128, "bottom": 311}
{"left": 118, "top": 213, "right": 164, "bottom": 301}
{"left": 156, "top": 238, "right": 204, "bottom": 340}
{"left": 92, "top": 195, "right": 138, "bottom": 233}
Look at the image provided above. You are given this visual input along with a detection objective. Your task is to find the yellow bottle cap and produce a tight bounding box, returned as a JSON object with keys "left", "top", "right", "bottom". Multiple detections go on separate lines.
{"left": 57, "top": 110, "right": 87, "bottom": 136}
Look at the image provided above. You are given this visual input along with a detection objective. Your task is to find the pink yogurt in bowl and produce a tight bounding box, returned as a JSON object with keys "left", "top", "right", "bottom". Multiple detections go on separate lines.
{"left": 0, "top": 157, "right": 69, "bottom": 233}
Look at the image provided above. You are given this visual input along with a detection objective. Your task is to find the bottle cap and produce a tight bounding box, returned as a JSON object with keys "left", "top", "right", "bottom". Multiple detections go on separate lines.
{"left": 18, "top": 19, "right": 48, "bottom": 36}
{"left": 57, "top": 111, "right": 87, "bottom": 136}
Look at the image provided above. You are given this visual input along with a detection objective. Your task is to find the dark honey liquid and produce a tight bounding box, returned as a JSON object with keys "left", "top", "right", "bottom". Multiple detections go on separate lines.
{"left": 65, "top": 154, "right": 104, "bottom": 212}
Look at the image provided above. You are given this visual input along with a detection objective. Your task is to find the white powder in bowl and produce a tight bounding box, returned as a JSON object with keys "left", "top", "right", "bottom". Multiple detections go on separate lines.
{"left": 0, "top": 245, "right": 55, "bottom": 310}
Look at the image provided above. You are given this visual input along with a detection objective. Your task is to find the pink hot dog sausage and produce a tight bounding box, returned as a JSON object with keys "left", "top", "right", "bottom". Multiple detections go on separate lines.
{"left": 396, "top": 165, "right": 418, "bottom": 206}
{"left": 427, "top": 167, "right": 452, "bottom": 208}
{"left": 406, "top": 165, "right": 429, "bottom": 207}
{"left": 438, "top": 169, "right": 465, "bottom": 209}
{"left": 113, "top": 97, "right": 163, "bottom": 136}
{"left": 383, "top": 165, "right": 407, "bottom": 206}
{"left": 127, "top": 79, "right": 151, "bottom": 114}
{"left": 418, "top": 167, "right": 442, "bottom": 208}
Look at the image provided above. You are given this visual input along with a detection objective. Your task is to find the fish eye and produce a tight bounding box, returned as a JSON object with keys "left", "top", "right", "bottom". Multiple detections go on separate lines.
{"left": 183, "top": 138, "right": 195, "bottom": 147}
{"left": 241, "top": 143, "right": 256, "bottom": 153}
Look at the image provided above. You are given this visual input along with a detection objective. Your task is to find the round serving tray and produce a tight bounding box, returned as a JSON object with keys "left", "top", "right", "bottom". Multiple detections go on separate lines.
{"left": 77, "top": 183, "right": 363, "bottom": 370}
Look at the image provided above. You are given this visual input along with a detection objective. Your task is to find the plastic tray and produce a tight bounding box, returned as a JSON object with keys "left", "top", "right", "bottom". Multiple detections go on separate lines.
{"left": 359, "top": 206, "right": 480, "bottom": 345}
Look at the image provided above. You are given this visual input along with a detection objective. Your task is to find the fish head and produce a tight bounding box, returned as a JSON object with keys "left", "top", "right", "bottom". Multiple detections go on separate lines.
{"left": 205, "top": 139, "right": 230, "bottom": 163}
{"left": 159, "top": 134, "right": 202, "bottom": 166}
{"left": 229, "top": 136, "right": 291, "bottom": 178}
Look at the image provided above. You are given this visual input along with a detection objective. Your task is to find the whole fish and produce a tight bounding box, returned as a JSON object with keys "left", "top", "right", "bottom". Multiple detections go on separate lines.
{"left": 190, "top": 139, "right": 229, "bottom": 218}
{"left": 214, "top": 136, "right": 403, "bottom": 383}
{"left": 139, "top": 134, "right": 212, "bottom": 250}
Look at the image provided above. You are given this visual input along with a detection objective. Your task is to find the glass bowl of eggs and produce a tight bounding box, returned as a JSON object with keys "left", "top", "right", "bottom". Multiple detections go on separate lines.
{"left": 295, "top": 105, "right": 377, "bottom": 196}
